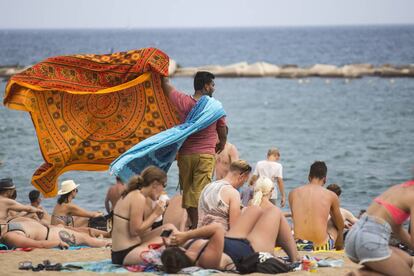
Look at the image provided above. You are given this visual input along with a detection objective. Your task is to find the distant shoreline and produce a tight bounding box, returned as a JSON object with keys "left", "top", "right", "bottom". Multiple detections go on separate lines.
{"left": 2, "top": 62, "right": 414, "bottom": 79}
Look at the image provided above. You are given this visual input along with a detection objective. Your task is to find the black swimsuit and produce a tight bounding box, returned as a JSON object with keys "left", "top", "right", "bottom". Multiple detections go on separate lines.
{"left": 187, "top": 237, "right": 255, "bottom": 266}
{"left": 111, "top": 213, "right": 141, "bottom": 265}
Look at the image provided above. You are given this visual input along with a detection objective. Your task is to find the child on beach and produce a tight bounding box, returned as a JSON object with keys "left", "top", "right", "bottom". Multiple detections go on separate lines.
{"left": 345, "top": 179, "right": 414, "bottom": 275}
{"left": 249, "top": 148, "right": 285, "bottom": 207}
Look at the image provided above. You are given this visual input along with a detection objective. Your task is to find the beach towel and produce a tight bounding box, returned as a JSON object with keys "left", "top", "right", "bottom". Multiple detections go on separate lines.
{"left": 62, "top": 259, "right": 221, "bottom": 275}
{"left": 3, "top": 48, "right": 179, "bottom": 197}
{"left": 110, "top": 95, "right": 226, "bottom": 182}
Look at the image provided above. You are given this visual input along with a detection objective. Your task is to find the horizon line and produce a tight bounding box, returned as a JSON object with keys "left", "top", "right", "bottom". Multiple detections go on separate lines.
{"left": 1, "top": 22, "right": 414, "bottom": 31}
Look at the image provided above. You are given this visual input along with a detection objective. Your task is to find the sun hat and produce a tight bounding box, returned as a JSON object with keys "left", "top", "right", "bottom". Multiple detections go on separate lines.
{"left": 57, "top": 180, "right": 80, "bottom": 195}
{"left": 0, "top": 178, "right": 15, "bottom": 191}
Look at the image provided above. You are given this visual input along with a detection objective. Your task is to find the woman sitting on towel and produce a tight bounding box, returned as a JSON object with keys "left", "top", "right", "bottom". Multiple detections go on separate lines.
{"left": 249, "top": 177, "right": 275, "bottom": 208}
{"left": 111, "top": 166, "right": 181, "bottom": 265}
{"left": 51, "top": 180, "right": 103, "bottom": 228}
{"left": 249, "top": 177, "right": 291, "bottom": 217}
{"left": 345, "top": 179, "right": 414, "bottom": 275}
{"left": 161, "top": 205, "right": 300, "bottom": 273}
{"left": 0, "top": 217, "right": 110, "bottom": 249}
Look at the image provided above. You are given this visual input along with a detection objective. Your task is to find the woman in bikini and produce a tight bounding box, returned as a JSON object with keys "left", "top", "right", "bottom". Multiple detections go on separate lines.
{"left": 161, "top": 205, "right": 300, "bottom": 273}
{"left": 111, "top": 166, "right": 180, "bottom": 265}
{"left": 0, "top": 217, "right": 109, "bottom": 249}
{"left": 51, "top": 180, "right": 103, "bottom": 227}
{"left": 345, "top": 179, "right": 414, "bottom": 275}
{"left": 51, "top": 180, "right": 110, "bottom": 238}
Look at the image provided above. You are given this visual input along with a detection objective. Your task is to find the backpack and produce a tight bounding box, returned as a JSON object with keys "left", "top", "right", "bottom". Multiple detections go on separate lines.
{"left": 236, "top": 252, "right": 293, "bottom": 274}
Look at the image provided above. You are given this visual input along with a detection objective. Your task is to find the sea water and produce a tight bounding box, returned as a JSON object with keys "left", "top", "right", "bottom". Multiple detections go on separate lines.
{"left": 0, "top": 26, "right": 413, "bottom": 214}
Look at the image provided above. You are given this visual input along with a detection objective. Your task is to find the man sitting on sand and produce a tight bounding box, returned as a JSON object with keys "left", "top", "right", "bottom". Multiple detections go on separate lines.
{"left": 289, "top": 161, "right": 344, "bottom": 250}
{"left": 29, "top": 190, "right": 51, "bottom": 224}
{"left": 198, "top": 160, "right": 252, "bottom": 230}
{"left": 0, "top": 178, "right": 43, "bottom": 223}
{"left": 326, "top": 183, "right": 358, "bottom": 229}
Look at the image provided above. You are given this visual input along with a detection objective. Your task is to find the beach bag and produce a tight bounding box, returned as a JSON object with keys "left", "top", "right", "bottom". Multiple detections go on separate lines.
{"left": 88, "top": 214, "right": 112, "bottom": 232}
{"left": 236, "top": 252, "right": 292, "bottom": 274}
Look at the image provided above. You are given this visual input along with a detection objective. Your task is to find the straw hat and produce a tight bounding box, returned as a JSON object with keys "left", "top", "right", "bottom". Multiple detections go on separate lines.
{"left": 58, "top": 180, "right": 79, "bottom": 195}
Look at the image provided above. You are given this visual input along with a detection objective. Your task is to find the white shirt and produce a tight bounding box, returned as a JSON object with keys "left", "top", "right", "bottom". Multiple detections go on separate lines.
{"left": 253, "top": 160, "right": 283, "bottom": 199}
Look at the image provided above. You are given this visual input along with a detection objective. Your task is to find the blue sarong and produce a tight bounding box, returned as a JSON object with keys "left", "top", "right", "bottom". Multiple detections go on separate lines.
{"left": 109, "top": 96, "right": 226, "bottom": 182}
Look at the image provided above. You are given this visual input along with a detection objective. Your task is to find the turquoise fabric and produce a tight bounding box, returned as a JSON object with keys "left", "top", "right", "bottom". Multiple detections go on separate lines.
{"left": 109, "top": 96, "right": 226, "bottom": 182}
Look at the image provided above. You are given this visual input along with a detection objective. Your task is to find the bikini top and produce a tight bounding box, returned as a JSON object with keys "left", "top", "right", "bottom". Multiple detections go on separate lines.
{"left": 52, "top": 214, "right": 74, "bottom": 227}
{"left": 374, "top": 180, "right": 414, "bottom": 225}
{"left": 184, "top": 238, "right": 209, "bottom": 265}
{"left": 0, "top": 222, "right": 27, "bottom": 237}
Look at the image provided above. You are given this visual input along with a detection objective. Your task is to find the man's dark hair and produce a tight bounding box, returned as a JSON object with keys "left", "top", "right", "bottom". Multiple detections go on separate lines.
{"left": 326, "top": 183, "right": 341, "bottom": 196}
{"left": 29, "top": 190, "right": 41, "bottom": 203}
{"left": 194, "top": 71, "right": 215, "bottom": 91}
{"left": 309, "top": 161, "right": 327, "bottom": 180}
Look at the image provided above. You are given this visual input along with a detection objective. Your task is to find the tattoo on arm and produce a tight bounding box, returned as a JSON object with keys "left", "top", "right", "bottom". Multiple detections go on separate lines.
{"left": 58, "top": 230, "right": 77, "bottom": 246}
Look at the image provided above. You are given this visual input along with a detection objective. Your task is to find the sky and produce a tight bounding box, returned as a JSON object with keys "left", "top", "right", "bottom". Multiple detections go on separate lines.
{"left": 0, "top": 0, "right": 413, "bottom": 29}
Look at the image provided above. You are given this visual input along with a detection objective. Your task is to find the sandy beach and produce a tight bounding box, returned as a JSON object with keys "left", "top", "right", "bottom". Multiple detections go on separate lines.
{"left": 0, "top": 247, "right": 363, "bottom": 275}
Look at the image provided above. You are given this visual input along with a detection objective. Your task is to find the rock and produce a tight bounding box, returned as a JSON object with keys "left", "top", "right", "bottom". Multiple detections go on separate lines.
{"left": 308, "top": 64, "right": 343, "bottom": 77}
{"left": 341, "top": 64, "right": 374, "bottom": 78}
{"left": 168, "top": 59, "right": 177, "bottom": 76}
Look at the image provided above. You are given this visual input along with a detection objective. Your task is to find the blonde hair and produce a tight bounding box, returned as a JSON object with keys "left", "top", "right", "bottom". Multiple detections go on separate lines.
{"left": 229, "top": 160, "right": 252, "bottom": 174}
{"left": 267, "top": 148, "right": 280, "bottom": 157}
{"left": 251, "top": 177, "right": 273, "bottom": 206}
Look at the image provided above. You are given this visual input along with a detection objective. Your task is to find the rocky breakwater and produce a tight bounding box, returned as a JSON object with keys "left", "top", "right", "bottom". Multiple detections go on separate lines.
{"left": 2, "top": 62, "right": 414, "bottom": 79}
{"left": 172, "top": 62, "right": 414, "bottom": 78}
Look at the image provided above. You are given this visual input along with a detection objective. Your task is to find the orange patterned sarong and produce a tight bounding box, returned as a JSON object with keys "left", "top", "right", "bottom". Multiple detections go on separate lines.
{"left": 3, "top": 48, "right": 179, "bottom": 197}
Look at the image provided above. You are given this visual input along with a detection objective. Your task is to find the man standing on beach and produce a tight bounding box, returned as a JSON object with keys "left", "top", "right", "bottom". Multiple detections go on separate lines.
{"left": 161, "top": 72, "right": 227, "bottom": 228}
{"left": 289, "top": 161, "right": 344, "bottom": 250}
{"left": 215, "top": 127, "right": 239, "bottom": 180}
{"left": 249, "top": 148, "right": 285, "bottom": 207}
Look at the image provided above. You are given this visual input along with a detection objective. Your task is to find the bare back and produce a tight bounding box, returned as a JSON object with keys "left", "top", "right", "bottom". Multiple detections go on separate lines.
{"left": 289, "top": 184, "right": 338, "bottom": 245}
{"left": 367, "top": 184, "right": 414, "bottom": 229}
{"left": 106, "top": 184, "right": 125, "bottom": 211}
{"left": 215, "top": 143, "right": 239, "bottom": 180}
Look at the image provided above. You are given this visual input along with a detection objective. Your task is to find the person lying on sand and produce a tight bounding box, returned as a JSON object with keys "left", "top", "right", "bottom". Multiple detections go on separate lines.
{"left": 345, "top": 179, "right": 414, "bottom": 276}
{"left": 0, "top": 217, "right": 110, "bottom": 249}
{"left": 289, "top": 161, "right": 344, "bottom": 251}
{"left": 160, "top": 205, "right": 300, "bottom": 273}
